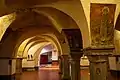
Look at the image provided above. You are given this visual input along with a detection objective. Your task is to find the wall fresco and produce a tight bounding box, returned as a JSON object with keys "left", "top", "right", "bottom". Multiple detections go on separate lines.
{"left": 90, "top": 3, "right": 116, "bottom": 47}
{"left": 62, "top": 29, "right": 82, "bottom": 52}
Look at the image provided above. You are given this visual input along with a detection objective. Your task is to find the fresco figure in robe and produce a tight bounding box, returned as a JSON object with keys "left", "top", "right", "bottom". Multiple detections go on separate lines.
{"left": 100, "top": 6, "right": 109, "bottom": 44}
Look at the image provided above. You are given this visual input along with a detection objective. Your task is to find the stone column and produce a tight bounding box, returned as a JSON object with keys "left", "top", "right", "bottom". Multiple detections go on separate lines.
{"left": 61, "top": 55, "right": 71, "bottom": 80}
{"left": 84, "top": 47, "right": 114, "bottom": 80}
{"left": 58, "top": 56, "right": 63, "bottom": 74}
{"left": 15, "top": 58, "right": 23, "bottom": 80}
{"left": 88, "top": 56, "right": 108, "bottom": 80}
{"left": 16, "top": 58, "right": 22, "bottom": 74}
{"left": 70, "top": 53, "right": 82, "bottom": 80}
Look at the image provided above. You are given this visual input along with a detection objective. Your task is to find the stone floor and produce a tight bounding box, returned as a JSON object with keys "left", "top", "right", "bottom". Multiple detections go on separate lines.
{"left": 19, "top": 66, "right": 90, "bottom": 80}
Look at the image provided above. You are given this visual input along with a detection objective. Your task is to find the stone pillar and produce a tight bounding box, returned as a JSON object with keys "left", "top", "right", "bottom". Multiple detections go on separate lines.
{"left": 89, "top": 3, "right": 116, "bottom": 80}
{"left": 61, "top": 55, "right": 71, "bottom": 80}
{"left": 70, "top": 54, "right": 82, "bottom": 80}
{"left": 16, "top": 58, "right": 22, "bottom": 74}
{"left": 15, "top": 58, "right": 23, "bottom": 80}
{"left": 85, "top": 47, "right": 114, "bottom": 80}
{"left": 58, "top": 56, "right": 63, "bottom": 74}
{"left": 88, "top": 56, "right": 108, "bottom": 80}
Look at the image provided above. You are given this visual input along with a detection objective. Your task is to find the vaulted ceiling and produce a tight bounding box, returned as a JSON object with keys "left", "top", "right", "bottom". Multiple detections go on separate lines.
{"left": 9, "top": 12, "right": 52, "bottom": 30}
{"left": 5, "top": 0, "right": 69, "bottom": 6}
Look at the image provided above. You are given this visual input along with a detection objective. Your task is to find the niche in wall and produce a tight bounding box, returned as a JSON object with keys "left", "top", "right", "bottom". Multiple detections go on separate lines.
{"left": 27, "top": 55, "right": 34, "bottom": 61}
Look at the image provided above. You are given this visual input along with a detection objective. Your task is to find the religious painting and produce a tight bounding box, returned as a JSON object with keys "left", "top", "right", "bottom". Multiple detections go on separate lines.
{"left": 90, "top": 3, "right": 116, "bottom": 48}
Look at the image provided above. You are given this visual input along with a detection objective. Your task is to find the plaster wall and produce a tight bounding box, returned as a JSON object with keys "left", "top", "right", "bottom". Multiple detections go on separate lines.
{"left": 22, "top": 59, "right": 35, "bottom": 68}
{"left": 22, "top": 42, "right": 50, "bottom": 67}
{"left": 114, "top": 30, "right": 120, "bottom": 54}
{"left": 52, "top": 49, "right": 58, "bottom": 60}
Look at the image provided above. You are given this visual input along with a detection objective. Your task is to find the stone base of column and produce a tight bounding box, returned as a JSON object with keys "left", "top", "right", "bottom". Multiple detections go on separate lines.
{"left": 34, "top": 66, "right": 39, "bottom": 71}
{"left": 61, "top": 76, "right": 71, "bottom": 80}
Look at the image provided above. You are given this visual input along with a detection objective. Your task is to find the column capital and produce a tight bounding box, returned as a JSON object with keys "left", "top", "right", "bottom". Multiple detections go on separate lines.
{"left": 84, "top": 47, "right": 115, "bottom": 56}
{"left": 70, "top": 54, "right": 81, "bottom": 60}
{"left": 87, "top": 56, "right": 108, "bottom": 63}
{"left": 70, "top": 50, "right": 83, "bottom": 58}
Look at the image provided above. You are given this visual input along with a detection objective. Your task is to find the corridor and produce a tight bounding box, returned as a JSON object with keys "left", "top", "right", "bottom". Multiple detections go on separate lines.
{"left": 1, "top": 0, "right": 120, "bottom": 80}
{"left": 19, "top": 67, "right": 90, "bottom": 80}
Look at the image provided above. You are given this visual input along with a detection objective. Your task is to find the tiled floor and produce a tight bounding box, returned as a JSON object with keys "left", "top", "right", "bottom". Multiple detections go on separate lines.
{"left": 20, "top": 70, "right": 60, "bottom": 80}
{"left": 19, "top": 66, "right": 90, "bottom": 80}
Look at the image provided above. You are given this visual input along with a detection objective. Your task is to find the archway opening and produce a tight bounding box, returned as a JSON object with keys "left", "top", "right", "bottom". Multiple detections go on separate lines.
{"left": 38, "top": 44, "right": 59, "bottom": 70}
{"left": 16, "top": 34, "right": 61, "bottom": 80}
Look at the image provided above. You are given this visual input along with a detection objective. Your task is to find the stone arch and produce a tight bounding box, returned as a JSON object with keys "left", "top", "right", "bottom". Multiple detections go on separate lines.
{"left": 27, "top": 42, "right": 54, "bottom": 67}
{"left": 0, "top": 26, "right": 64, "bottom": 58}
{"left": 22, "top": 42, "right": 49, "bottom": 69}
{"left": 17, "top": 37, "right": 48, "bottom": 57}
{"left": 26, "top": 41, "right": 47, "bottom": 53}
{"left": 16, "top": 34, "right": 63, "bottom": 57}
{"left": 17, "top": 37, "right": 36, "bottom": 57}
{"left": 18, "top": 34, "right": 62, "bottom": 69}
{"left": 14, "top": 26, "right": 65, "bottom": 57}
{"left": 23, "top": 37, "right": 47, "bottom": 48}
{"left": 22, "top": 40, "right": 47, "bottom": 57}
{"left": 33, "top": 6, "right": 88, "bottom": 47}
{"left": 0, "top": 1, "right": 88, "bottom": 58}
{"left": 38, "top": 34, "right": 65, "bottom": 55}
{"left": 33, "top": 7, "right": 84, "bottom": 45}
{"left": 33, "top": 43, "right": 57, "bottom": 67}
{"left": 19, "top": 35, "right": 60, "bottom": 63}
{"left": 0, "top": 6, "right": 85, "bottom": 58}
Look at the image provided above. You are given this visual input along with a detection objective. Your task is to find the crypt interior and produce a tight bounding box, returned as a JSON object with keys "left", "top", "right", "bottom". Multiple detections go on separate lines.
{"left": 0, "top": 0, "right": 120, "bottom": 80}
